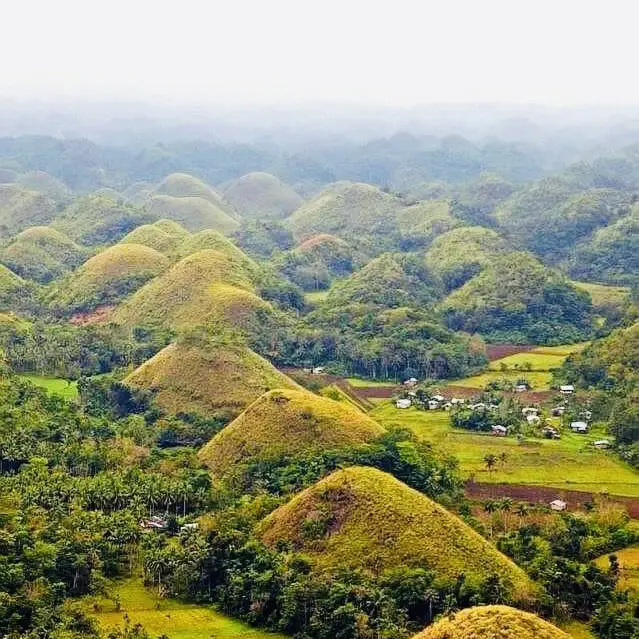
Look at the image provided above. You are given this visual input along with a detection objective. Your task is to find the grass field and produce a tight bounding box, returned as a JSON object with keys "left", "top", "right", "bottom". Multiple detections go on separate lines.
{"left": 346, "top": 377, "right": 397, "bottom": 388}
{"left": 18, "top": 375, "right": 78, "bottom": 400}
{"left": 370, "top": 404, "right": 639, "bottom": 496}
{"left": 449, "top": 369, "right": 554, "bottom": 390}
{"left": 594, "top": 546, "right": 639, "bottom": 591}
{"left": 487, "top": 352, "right": 566, "bottom": 371}
{"left": 86, "top": 579, "right": 286, "bottom": 639}
{"left": 562, "top": 622, "right": 598, "bottom": 639}
{"left": 572, "top": 281, "right": 629, "bottom": 307}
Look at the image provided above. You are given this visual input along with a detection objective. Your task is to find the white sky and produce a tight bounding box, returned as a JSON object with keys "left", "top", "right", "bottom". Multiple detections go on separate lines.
{"left": 1, "top": 0, "right": 637, "bottom": 106}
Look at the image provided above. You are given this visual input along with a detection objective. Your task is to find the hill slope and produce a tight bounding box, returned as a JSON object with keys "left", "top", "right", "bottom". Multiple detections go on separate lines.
{"left": 112, "top": 249, "right": 260, "bottom": 330}
{"left": 222, "top": 172, "right": 302, "bottom": 219}
{"left": 155, "top": 172, "right": 225, "bottom": 205}
{"left": 0, "top": 226, "right": 84, "bottom": 283}
{"left": 48, "top": 243, "right": 169, "bottom": 313}
{"left": 258, "top": 467, "right": 536, "bottom": 602}
{"left": 124, "top": 340, "right": 300, "bottom": 419}
{"left": 412, "top": 606, "right": 568, "bottom": 639}
{"left": 0, "top": 184, "right": 57, "bottom": 237}
{"left": 119, "top": 219, "right": 190, "bottom": 254}
{"left": 148, "top": 194, "right": 238, "bottom": 233}
{"left": 199, "top": 389, "right": 385, "bottom": 475}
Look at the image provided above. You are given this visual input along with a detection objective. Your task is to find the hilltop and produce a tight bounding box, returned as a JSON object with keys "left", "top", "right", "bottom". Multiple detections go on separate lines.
{"left": 412, "top": 606, "right": 568, "bottom": 639}
{"left": 198, "top": 388, "right": 385, "bottom": 476}
{"left": 112, "top": 249, "right": 258, "bottom": 330}
{"left": 425, "top": 226, "right": 509, "bottom": 290}
{"left": 258, "top": 466, "right": 536, "bottom": 602}
{"left": 119, "top": 219, "right": 190, "bottom": 253}
{"left": 53, "top": 194, "right": 154, "bottom": 245}
{"left": 222, "top": 172, "right": 303, "bottom": 219}
{"left": 440, "top": 251, "right": 593, "bottom": 343}
{"left": 288, "top": 182, "right": 405, "bottom": 252}
{"left": 0, "top": 226, "right": 84, "bottom": 283}
{"left": 147, "top": 195, "right": 238, "bottom": 233}
{"left": 396, "top": 200, "right": 461, "bottom": 249}
{"left": 124, "top": 339, "right": 300, "bottom": 419}
{"left": 17, "top": 171, "right": 69, "bottom": 202}
{"left": 48, "top": 243, "right": 169, "bottom": 313}
{"left": 0, "top": 184, "right": 57, "bottom": 237}
{"left": 154, "top": 172, "right": 225, "bottom": 206}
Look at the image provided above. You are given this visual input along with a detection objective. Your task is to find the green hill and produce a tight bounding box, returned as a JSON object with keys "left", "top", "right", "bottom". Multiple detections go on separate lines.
{"left": 173, "top": 229, "right": 258, "bottom": 273}
{"left": 440, "top": 251, "right": 593, "bottom": 344}
{"left": 0, "top": 263, "right": 35, "bottom": 312}
{"left": 112, "top": 249, "right": 258, "bottom": 330}
{"left": 147, "top": 195, "right": 239, "bottom": 233}
{"left": 0, "top": 184, "right": 57, "bottom": 238}
{"left": 258, "top": 467, "right": 536, "bottom": 603}
{"left": 396, "top": 200, "right": 461, "bottom": 249}
{"left": 0, "top": 227, "right": 85, "bottom": 283}
{"left": 222, "top": 172, "right": 303, "bottom": 219}
{"left": 425, "top": 226, "right": 510, "bottom": 290}
{"left": 17, "top": 171, "right": 69, "bottom": 202}
{"left": 155, "top": 172, "right": 225, "bottom": 205}
{"left": 198, "top": 388, "right": 385, "bottom": 475}
{"left": 119, "top": 219, "right": 190, "bottom": 254}
{"left": 566, "top": 205, "right": 639, "bottom": 286}
{"left": 48, "top": 243, "right": 169, "bottom": 313}
{"left": 412, "top": 606, "right": 568, "bottom": 639}
{"left": 124, "top": 339, "right": 300, "bottom": 419}
{"left": 288, "top": 182, "right": 405, "bottom": 252}
{"left": 53, "top": 194, "right": 155, "bottom": 245}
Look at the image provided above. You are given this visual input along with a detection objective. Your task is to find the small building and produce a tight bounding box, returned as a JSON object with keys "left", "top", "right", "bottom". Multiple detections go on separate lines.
{"left": 560, "top": 385, "right": 575, "bottom": 395}
{"left": 550, "top": 499, "right": 567, "bottom": 512}
{"left": 526, "top": 414, "right": 541, "bottom": 425}
{"left": 451, "top": 397, "right": 465, "bottom": 405}
{"left": 470, "top": 402, "right": 487, "bottom": 411}
{"left": 443, "top": 402, "right": 453, "bottom": 411}
{"left": 543, "top": 426, "right": 561, "bottom": 439}
{"left": 427, "top": 399, "right": 440, "bottom": 410}
{"left": 142, "top": 515, "right": 168, "bottom": 530}
{"left": 552, "top": 406, "right": 566, "bottom": 417}
{"left": 491, "top": 425, "right": 508, "bottom": 436}
{"left": 593, "top": 439, "right": 611, "bottom": 449}
{"left": 570, "top": 421, "right": 589, "bottom": 433}
{"left": 431, "top": 394, "right": 445, "bottom": 403}
{"left": 180, "top": 522, "right": 199, "bottom": 532}
{"left": 515, "top": 383, "right": 529, "bottom": 393}
{"left": 396, "top": 398, "right": 412, "bottom": 409}
{"left": 403, "top": 377, "right": 418, "bottom": 387}
{"left": 522, "top": 407, "right": 539, "bottom": 416}
{"left": 312, "top": 366, "right": 325, "bottom": 375}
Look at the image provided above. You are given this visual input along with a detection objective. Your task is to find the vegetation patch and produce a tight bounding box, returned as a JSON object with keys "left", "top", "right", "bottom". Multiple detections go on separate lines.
{"left": 148, "top": 194, "right": 239, "bottom": 233}
{"left": 17, "top": 374, "right": 79, "bottom": 400}
{"left": 119, "top": 219, "right": 190, "bottom": 253}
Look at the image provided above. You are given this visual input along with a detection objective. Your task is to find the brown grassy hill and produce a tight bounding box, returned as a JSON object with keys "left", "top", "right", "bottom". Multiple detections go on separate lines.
{"left": 222, "top": 172, "right": 303, "bottom": 219}
{"left": 199, "top": 389, "right": 385, "bottom": 475}
{"left": 48, "top": 243, "right": 169, "bottom": 313}
{"left": 258, "top": 467, "right": 537, "bottom": 603}
{"left": 0, "top": 226, "right": 85, "bottom": 283}
{"left": 119, "top": 219, "right": 190, "bottom": 254}
{"left": 147, "top": 195, "right": 239, "bottom": 233}
{"left": 124, "top": 340, "right": 300, "bottom": 419}
{"left": 411, "top": 606, "right": 568, "bottom": 639}
{"left": 112, "top": 249, "right": 258, "bottom": 330}
{"left": 155, "top": 173, "right": 224, "bottom": 205}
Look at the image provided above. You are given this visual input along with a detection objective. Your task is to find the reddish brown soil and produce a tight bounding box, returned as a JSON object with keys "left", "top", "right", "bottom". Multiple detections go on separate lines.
{"left": 465, "top": 481, "right": 639, "bottom": 518}
{"left": 486, "top": 344, "right": 536, "bottom": 361}
{"left": 70, "top": 305, "right": 115, "bottom": 325}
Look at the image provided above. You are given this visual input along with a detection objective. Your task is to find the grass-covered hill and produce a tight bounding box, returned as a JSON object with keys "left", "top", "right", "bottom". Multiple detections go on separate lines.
{"left": 124, "top": 337, "right": 301, "bottom": 419}
{"left": 53, "top": 194, "right": 155, "bottom": 245}
{"left": 258, "top": 466, "right": 536, "bottom": 603}
{"left": 198, "top": 388, "right": 385, "bottom": 475}
{"left": 0, "top": 184, "right": 57, "bottom": 238}
{"left": 411, "top": 606, "right": 568, "bottom": 639}
{"left": 147, "top": 194, "right": 239, "bottom": 233}
{"left": 0, "top": 226, "right": 85, "bottom": 283}
{"left": 111, "top": 249, "right": 260, "bottom": 330}
{"left": 274, "top": 234, "right": 354, "bottom": 291}
{"left": 119, "top": 219, "right": 190, "bottom": 254}
{"left": 566, "top": 205, "right": 639, "bottom": 286}
{"left": 425, "top": 226, "right": 510, "bottom": 290}
{"left": 222, "top": 171, "right": 303, "bottom": 219}
{"left": 288, "top": 182, "right": 405, "bottom": 252}
{"left": 17, "top": 171, "right": 70, "bottom": 202}
{"left": 154, "top": 172, "right": 225, "bottom": 206}
{"left": 0, "top": 263, "right": 37, "bottom": 313}
{"left": 48, "top": 243, "right": 169, "bottom": 313}
{"left": 396, "top": 200, "right": 462, "bottom": 249}
{"left": 440, "top": 251, "right": 593, "bottom": 344}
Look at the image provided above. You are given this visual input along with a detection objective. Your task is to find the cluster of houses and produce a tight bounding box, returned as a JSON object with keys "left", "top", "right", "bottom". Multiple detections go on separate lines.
{"left": 140, "top": 516, "right": 200, "bottom": 533}
{"left": 396, "top": 392, "right": 467, "bottom": 411}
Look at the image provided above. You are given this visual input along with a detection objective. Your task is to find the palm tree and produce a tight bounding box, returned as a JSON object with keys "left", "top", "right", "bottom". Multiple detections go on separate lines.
{"left": 515, "top": 502, "right": 528, "bottom": 521}
{"left": 484, "top": 454, "right": 497, "bottom": 474}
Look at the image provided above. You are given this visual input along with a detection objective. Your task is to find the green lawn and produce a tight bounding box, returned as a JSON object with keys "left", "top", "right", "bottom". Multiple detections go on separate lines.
{"left": 370, "top": 404, "right": 639, "bottom": 496}
{"left": 18, "top": 375, "right": 79, "bottom": 400}
{"left": 86, "top": 579, "right": 286, "bottom": 639}
{"left": 487, "top": 352, "right": 566, "bottom": 371}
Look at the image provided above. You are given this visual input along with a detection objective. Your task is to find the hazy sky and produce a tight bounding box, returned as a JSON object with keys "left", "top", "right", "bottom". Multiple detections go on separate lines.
{"left": 1, "top": 0, "right": 636, "bottom": 106}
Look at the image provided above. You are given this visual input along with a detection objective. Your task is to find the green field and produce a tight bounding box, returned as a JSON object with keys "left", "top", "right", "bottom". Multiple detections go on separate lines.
{"left": 449, "top": 369, "right": 553, "bottom": 390}
{"left": 346, "top": 377, "right": 397, "bottom": 388}
{"left": 304, "top": 289, "right": 330, "bottom": 304}
{"left": 370, "top": 404, "right": 639, "bottom": 496}
{"left": 562, "top": 622, "right": 598, "bottom": 639}
{"left": 18, "top": 375, "right": 79, "bottom": 400}
{"left": 572, "top": 281, "right": 629, "bottom": 307}
{"left": 487, "top": 352, "right": 566, "bottom": 371}
{"left": 594, "top": 546, "right": 639, "bottom": 592}
{"left": 86, "top": 579, "right": 286, "bottom": 639}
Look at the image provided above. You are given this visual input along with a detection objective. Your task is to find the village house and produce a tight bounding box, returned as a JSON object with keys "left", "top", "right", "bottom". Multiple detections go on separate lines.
{"left": 552, "top": 406, "right": 566, "bottom": 417}
{"left": 312, "top": 366, "right": 325, "bottom": 375}
{"left": 451, "top": 397, "right": 465, "bottom": 405}
{"left": 396, "top": 398, "right": 411, "bottom": 409}
{"left": 470, "top": 402, "right": 487, "bottom": 411}
{"left": 431, "top": 394, "right": 445, "bottom": 403}
{"left": 141, "top": 515, "right": 167, "bottom": 530}
{"left": 515, "top": 383, "right": 529, "bottom": 392}
{"left": 593, "top": 439, "right": 611, "bottom": 449}
{"left": 570, "top": 421, "right": 589, "bottom": 433}
{"left": 526, "top": 414, "right": 541, "bottom": 425}
{"left": 427, "top": 399, "right": 440, "bottom": 410}
{"left": 550, "top": 499, "right": 567, "bottom": 512}
{"left": 403, "top": 377, "right": 418, "bottom": 387}
{"left": 560, "top": 385, "right": 575, "bottom": 395}
{"left": 522, "top": 407, "right": 539, "bottom": 417}
{"left": 491, "top": 424, "right": 508, "bottom": 436}
{"left": 543, "top": 426, "right": 561, "bottom": 439}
